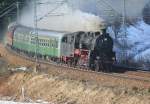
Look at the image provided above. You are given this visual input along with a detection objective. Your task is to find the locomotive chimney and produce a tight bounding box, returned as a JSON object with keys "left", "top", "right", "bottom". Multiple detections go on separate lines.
{"left": 95, "top": 32, "right": 101, "bottom": 36}
{"left": 101, "top": 28, "right": 107, "bottom": 35}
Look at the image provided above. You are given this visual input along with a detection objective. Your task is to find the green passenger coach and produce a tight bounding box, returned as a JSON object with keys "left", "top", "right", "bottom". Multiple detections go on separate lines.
{"left": 13, "top": 26, "right": 68, "bottom": 57}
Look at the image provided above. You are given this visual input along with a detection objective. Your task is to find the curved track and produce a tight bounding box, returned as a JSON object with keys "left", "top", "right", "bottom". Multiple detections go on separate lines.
{"left": 125, "top": 71, "right": 150, "bottom": 80}
{"left": 5, "top": 46, "right": 150, "bottom": 84}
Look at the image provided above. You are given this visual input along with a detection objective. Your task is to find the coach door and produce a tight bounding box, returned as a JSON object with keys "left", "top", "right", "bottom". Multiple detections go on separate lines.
{"left": 61, "top": 35, "right": 74, "bottom": 56}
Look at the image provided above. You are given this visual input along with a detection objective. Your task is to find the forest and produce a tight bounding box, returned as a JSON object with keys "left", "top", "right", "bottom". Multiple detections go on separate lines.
{"left": 0, "top": 0, "right": 27, "bottom": 40}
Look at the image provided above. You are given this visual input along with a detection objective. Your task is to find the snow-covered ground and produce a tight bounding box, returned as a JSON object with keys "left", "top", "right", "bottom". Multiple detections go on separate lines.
{"left": 0, "top": 101, "right": 40, "bottom": 104}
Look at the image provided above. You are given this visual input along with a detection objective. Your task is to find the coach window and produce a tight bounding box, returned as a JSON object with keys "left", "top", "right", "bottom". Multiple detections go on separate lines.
{"left": 43, "top": 40, "right": 45, "bottom": 46}
{"left": 46, "top": 40, "right": 49, "bottom": 46}
{"left": 71, "top": 36, "right": 74, "bottom": 43}
{"left": 62, "top": 37, "right": 67, "bottom": 43}
{"left": 51, "top": 42, "right": 54, "bottom": 47}
{"left": 44, "top": 40, "right": 46, "bottom": 47}
{"left": 50, "top": 40, "right": 53, "bottom": 47}
{"left": 55, "top": 39, "right": 58, "bottom": 48}
{"left": 46, "top": 42, "right": 48, "bottom": 47}
{"left": 49, "top": 40, "right": 51, "bottom": 47}
{"left": 53, "top": 39, "right": 58, "bottom": 48}
{"left": 84, "top": 34, "right": 88, "bottom": 38}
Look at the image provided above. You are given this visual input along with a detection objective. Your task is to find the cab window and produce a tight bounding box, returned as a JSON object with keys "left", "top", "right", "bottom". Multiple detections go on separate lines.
{"left": 62, "top": 37, "right": 67, "bottom": 43}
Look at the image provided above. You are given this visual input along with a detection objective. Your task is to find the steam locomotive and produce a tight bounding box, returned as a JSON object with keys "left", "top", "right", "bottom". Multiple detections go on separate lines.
{"left": 7, "top": 24, "right": 116, "bottom": 72}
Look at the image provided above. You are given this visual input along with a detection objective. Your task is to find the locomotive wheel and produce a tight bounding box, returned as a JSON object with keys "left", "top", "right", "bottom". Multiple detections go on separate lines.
{"left": 73, "top": 56, "right": 79, "bottom": 67}
{"left": 95, "top": 60, "right": 99, "bottom": 72}
{"left": 103, "top": 62, "right": 113, "bottom": 72}
{"left": 99, "top": 61, "right": 105, "bottom": 72}
{"left": 94, "top": 60, "right": 105, "bottom": 72}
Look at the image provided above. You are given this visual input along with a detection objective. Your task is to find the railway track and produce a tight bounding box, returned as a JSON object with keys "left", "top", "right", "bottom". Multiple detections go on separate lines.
{"left": 125, "top": 71, "right": 150, "bottom": 80}
{"left": 5, "top": 46, "right": 150, "bottom": 85}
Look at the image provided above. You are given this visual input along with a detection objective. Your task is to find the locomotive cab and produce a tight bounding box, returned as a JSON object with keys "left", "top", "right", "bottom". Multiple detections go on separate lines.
{"left": 73, "top": 31, "right": 101, "bottom": 67}
{"left": 60, "top": 34, "right": 75, "bottom": 62}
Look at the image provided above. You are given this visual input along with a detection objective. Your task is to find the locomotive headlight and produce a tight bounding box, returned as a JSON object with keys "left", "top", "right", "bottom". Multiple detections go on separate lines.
{"left": 96, "top": 56, "right": 100, "bottom": 60}
{"left": 104, "top": 38, "right": 107, "bottom": 41}
{"left": 112, "top": 57, "right": 115, "bottom": 60}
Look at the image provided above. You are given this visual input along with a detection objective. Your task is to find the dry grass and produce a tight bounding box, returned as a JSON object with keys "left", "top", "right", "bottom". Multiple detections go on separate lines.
{"left": 0, "top": 44, "right": 35, "bottom": 68}
{"left": 0, "top": 44, "right": 150, "bottom": 104}
{"left": 0, "top": 72, "right": 150, "bottom": 104}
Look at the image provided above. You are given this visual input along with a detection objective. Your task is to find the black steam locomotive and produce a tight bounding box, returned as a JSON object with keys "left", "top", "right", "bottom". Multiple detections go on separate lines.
{"left": 89, "top": 29, "right": 115, "bottom": 72}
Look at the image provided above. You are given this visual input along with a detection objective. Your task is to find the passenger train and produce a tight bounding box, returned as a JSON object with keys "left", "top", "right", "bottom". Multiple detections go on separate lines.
{"left": 7, "top": 24, "right": 116, "bottom": 72}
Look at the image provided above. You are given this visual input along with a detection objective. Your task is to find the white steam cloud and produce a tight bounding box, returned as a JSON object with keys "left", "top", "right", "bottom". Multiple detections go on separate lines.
{"left": 69, "top": 0, "right": 150, "bottom": 24}
{"left": 19, "top": 0, "right": 105, "bottom": 32}
{"left": 19, "top": 0, "right": 150, "bottom": 31}
{"left": 108, "top": 20, "right": 150, "bottom": 68}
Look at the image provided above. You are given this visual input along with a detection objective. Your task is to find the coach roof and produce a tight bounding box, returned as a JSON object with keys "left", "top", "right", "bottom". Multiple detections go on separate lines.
{"left": 15, "top": 25, "right": 69, "bottom": 39}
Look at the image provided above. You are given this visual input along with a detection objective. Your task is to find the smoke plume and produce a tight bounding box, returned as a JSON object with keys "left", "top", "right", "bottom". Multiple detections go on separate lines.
{"left": 19, "top": 0, "right": 150, "bottom": 30}
{"left": 19, "top": 0, "right": 105, "bottom": 32}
